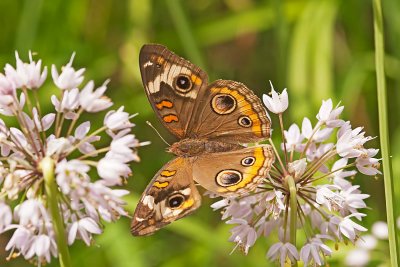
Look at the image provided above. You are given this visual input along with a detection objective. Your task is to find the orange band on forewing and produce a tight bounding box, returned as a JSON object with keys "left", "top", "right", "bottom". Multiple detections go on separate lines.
{"left": 156, "top": 100, "right": 173, "bottom": 110}
{"left": 153, "top": 181, "right": 169, "bottom": 188}
{"left": 163, "top": 114, "right": 179, "bottom": 123}
{"left": 160, "top": 170, "right": 177, "bottom": 177}
{"left": 156, "top": 56, "right": 165, "bottom": 65}
{"left": 191, "top": 74, "right": 202, "bottom": 85}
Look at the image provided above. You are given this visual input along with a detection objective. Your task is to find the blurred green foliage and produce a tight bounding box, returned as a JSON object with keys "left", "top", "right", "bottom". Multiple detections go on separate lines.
{"left": 0, "top": 0, "right": 399, "bottom": 266}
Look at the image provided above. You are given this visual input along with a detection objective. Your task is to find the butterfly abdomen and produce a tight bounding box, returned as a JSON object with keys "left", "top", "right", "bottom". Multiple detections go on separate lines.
{"left": 169, "top": 138, "right": 243, "bottom": 157}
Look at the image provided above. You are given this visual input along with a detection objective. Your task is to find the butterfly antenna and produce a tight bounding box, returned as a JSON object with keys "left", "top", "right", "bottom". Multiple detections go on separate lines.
{"left": 146, "top": 121, "right": 171, "bottom": 146}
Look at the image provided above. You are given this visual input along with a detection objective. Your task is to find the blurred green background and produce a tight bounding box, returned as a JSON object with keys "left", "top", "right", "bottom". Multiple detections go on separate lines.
{"left": 0, "top": 0, "right": 399, "bottom": 266}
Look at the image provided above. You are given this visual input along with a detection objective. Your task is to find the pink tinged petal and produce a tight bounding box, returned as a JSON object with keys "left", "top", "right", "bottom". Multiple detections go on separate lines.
{"left": 51, "top": 95, "right": 61, "bottom": 111}
{"left": 310, "top": 245, "right": 322, "bottom": 265}
{"left": 78, "top": 225, "right": 91, "bottom": 246}
{"left": 262, "top": 82, "right": 288, "bottom": 114}
{"left": 6, "top": 226, "right": 31, "bottom": 251}
{"left": 300, "top": 245, "right": 311, "bottom": 265}
{"left": 280, "top": 246, "right": 287, "bottom": 267}
{"left": 267, "top": 242, "right": 283, "bottom": 259}
{"left": 0, "top": 202, "right": 12, "bottom": 231}
{"left": 285, "top": 243, "right": 299, "bottom": 260}
{"left": 68, "top": 222, "right": 78, "bottom": 245}
{"left": 104, "top": 106, "right": 133, "bottom": 131}
{"left": 79, "top": 80, "right": 113, "bottom": 112}
{"left": 75, "top": 121, "right": 91, "bottom": 139}
{"left": 10, "top": 127, "right": 28, "bottom": 147}
{"left": 302, "top": 117, "right": 313, "bottom": 139}
{"left": 41, "top": 113, "right": 55, "bottom": 131}
{"left": 112, "top": 189, "right": 130, "bottom": 197}
{"left": 35, "top": 235, "right": 50, "bottom": 257}
{"left": 317, "top": 99, "right": 333, "bottom": 122}
{"left": 97, "top": 158, "right": 130, "bottom": 184}
{"left": 79, "top": 217, "right": 102, "bottom": 234}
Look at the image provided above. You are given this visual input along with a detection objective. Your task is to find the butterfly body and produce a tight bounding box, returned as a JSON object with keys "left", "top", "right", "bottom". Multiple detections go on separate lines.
{"left": 168, "top": 138, "right": 244, "bottom": 157}
{"left": 131, "top": 44, "right": 275, "bottom": 236}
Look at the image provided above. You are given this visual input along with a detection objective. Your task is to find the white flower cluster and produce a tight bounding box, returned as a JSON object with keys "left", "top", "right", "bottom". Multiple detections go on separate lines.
{"left": 212, "top": 84, "right": 380, "bottom": 266}
{"left": 0, "top": 52, "right": 147, "bottom": 264}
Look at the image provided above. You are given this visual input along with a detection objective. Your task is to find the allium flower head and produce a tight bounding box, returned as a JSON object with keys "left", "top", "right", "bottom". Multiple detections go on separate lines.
{"left": 212, "top": 86, "right": 379, "bottom": 266}
{"left": 0, "top": 52, "right": 147, "bottom": 264}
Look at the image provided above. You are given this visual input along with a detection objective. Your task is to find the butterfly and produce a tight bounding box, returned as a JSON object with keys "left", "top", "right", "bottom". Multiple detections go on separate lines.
{"left": 131, "top": 44, "right": 274, "bottom": 236}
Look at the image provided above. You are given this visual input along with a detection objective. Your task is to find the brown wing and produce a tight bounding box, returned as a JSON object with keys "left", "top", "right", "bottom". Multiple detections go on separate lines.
{"left": 187, "top": 79, "right": 271, "bottom": 143}
{"left": 192, "top": 145, "right": 274, "bottom": 197}
{"left": 139, "top": 44, "right": 209, "bottom": 138}
{"left": 131, "top": 157, "right": 201, "bottom": 236}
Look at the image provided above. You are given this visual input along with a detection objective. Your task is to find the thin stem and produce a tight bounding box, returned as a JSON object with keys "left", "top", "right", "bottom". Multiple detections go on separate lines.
{"left": 33, "top": 90, "right": 48, "bottom": 147}
{"left": 41, "top": 157, "right": 72, "bottom": 267}
{"left": 287, "top": 175, "right": 298, "bottom": 267}
{"left": 77, "top": 147, "right": 109, "bottom": 160}
{"left": 299, "top": 121, "right": 322, "bottom": 159}
{"left": 268, "top": 138, "right": 287, "bottom": 175}
{"left": 278, "top": 113, "right": 289, "bottom": 168}
{"left": 66, "top": 108, "right": 83, "bottom": 136}
{"left": 373, "top": 0, "right": 399, "bottom": 265}
{"left": 299, "top": 150, "right": 336, "bottom": 184}
{"left": 65, "top": 126, "right": 107, "bottom": 157}
{"left": 305, "top": 163, "right": 355, "bottom": 184}
{"left": 56, "top": 115, "right": 65, "bottom": 137}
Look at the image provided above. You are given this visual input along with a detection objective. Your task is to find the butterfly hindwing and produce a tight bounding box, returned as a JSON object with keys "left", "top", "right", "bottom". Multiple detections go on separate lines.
{"left": 131, "top": 157, "right": 201, "bottom": 236}
{"left": 192, "top": 145, "right": 274, "bottom": 196}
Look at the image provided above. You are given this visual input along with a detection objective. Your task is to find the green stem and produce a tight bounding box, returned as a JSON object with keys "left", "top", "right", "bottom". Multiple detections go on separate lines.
{"left": 287, "top": 175, "right": 298, "bottom": 267}
{"left": 373, "top": 0, "right": 400, "bottom": 265}
{"left": 165, "top": 0, "right": 206, "bottom": 70}
{"left": 41, "top": 157, "right": 72, "bottom": 267}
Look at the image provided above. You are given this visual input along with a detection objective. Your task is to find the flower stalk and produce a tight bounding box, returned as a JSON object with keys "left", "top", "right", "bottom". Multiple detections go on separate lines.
{"left": 41, "top": 157, "right": 72, "bottom": 267}
{"left": 373, "top": 0, "right": 400, "bottom": 265}
{"left": 287, "top": 175, "right": 298, "bottom": 267}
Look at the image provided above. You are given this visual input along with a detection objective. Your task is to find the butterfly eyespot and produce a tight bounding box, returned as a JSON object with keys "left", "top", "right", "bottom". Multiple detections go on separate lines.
{"left": 168, "top": 194, "right": 185, "bottom": 208}
{"left": 241, "top": 156, "right": 255, "bottom": 166}
{"left": 175, "top": 75, "right": 193, "bottom": 92}
{"left": 211, "top": 94, "right": 237, "bottom": 114}
{"left": 238, "top": 116, "right": 252, "bottom": 127}
{"left": 215, "top": 170, "right": 243, "bottom": 187}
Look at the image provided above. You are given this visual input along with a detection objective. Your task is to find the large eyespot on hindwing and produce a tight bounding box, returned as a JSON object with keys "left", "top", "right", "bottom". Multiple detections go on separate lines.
{"left": 238, "top": 115, "right": 252, "bottom": 127}
{"left": 215, "top": 169, "right": 243, "bottom": 187}
{"left": 167, "top": 193, "right": 185, "bottom": 209}
{"left": 241, "top": 156, "right": 255, "bottom": 166}
{"left": 174, "top": 74, "right": 193, "bottom": 93}
{"left": 211, "top": 94, "right": 237, "bottom": 115}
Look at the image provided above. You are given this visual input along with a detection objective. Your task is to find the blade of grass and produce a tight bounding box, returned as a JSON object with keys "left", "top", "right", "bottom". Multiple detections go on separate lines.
{"left": 373, "top": 0, "right": 400, "bottom": 266}
{"left": 165, "top": 0, "right": 206, "bottom": 70}
{"left": 16, "top": 0, "right": 43, "bottom": 52}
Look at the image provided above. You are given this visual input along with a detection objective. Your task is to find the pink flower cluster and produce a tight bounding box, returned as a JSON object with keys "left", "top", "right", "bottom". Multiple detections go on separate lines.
{"left": 0, "top": 52, "right": 147, "bottom": 264}
{"left": 212, "top": 83, "right": 379, "bottom": 266}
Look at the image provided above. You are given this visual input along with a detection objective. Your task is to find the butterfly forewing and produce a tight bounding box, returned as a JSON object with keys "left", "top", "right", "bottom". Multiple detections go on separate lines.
{"left": 139, "top": 44, "right": 209, "bottom": 139}
{"left": 187, "top": 79, "right": 271, "bottom": 143}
